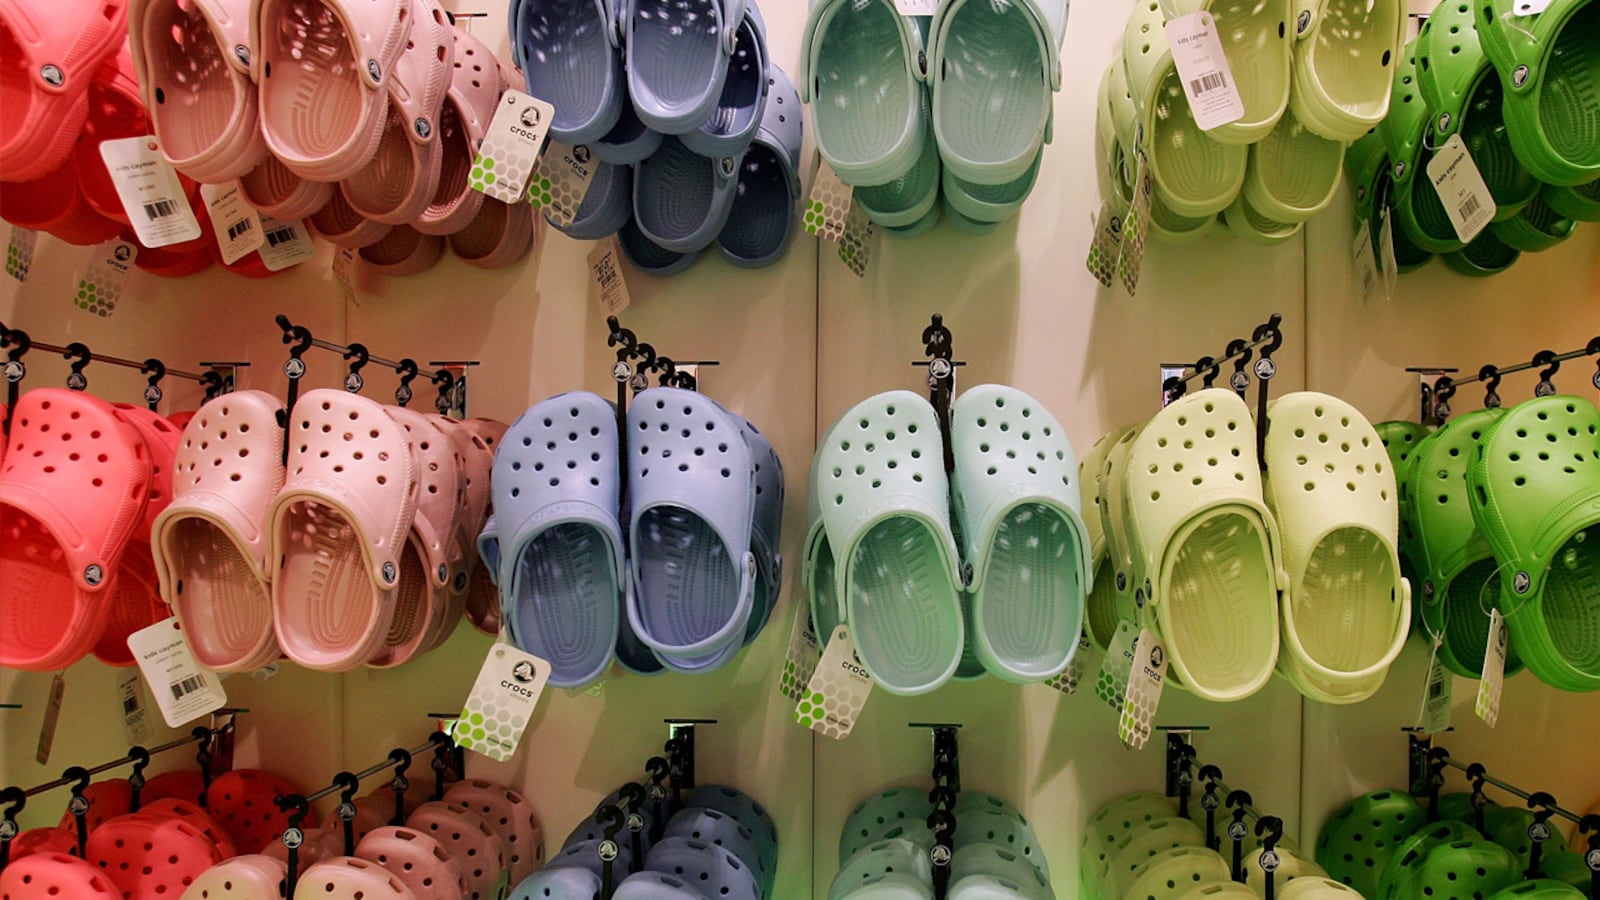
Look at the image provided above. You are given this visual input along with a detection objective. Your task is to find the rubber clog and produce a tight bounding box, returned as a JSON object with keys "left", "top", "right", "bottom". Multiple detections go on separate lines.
{"left": 310, "top": 190, "right": 393, "bottom": 250}
{"left": 355, "top": 826, "right": 469, "bottom": 900}
{"left": 642, "top": 837, "right": 761, "bottom": 899}
{"left": 449, "top": 197, "right": 536, "bottom": 270}
{"left": 549, "top": 161, "right": 632, "bottom": 241}
{"left": 594, "top": 98, "right": 665, "bottom": 167}
{"left": 88, "top": 813, "right": 228, "bottom": 899}
{"left": 799, "top": 0, "right": 929, "bottom": 186}
{"left": 948, "top": 842, "right": 1052, "bottom": 900}
{"left": 1158, "top": 0, "right": 1292, "bottom": 146}
{"left": 619, "top": 211, "right": 704, "bottom": 276}
{"left": 0, "top": 159, "right": 122, "bottom": 247}
{"left": 685, "top": 785, "right": 777, "bottom": 873}
{"left": 1487, "top": 882, "right": 1588, "bottom": 899}
{"left": 443, "top": 779, "right": 545, "bottom": 884}
{"left": 1289, "top": 0, "right": 1404, "bottom": 141}
{"left": 1080, "top": 793, "right": 1178, "bottom": 900}
{"left": 1104, "top": 52, "right": 1215, "bottom": 243}
{"left": 239, "top": 155, "right": 335, "bottom": 221}
{"left": 947, "top": 809, "right": 1046, "bottom": 882}
{"left": 181, "top": 854, "right": 288, "bottom": 899}
{"left": 717, "top": 67, "right": 804, "bottom": 268}
{"left": 1483, "top": 804, "right": 1570, "bottom": 871}
{"left": 941, "top": 149, "right": 1043, "bottom": 225}
{"left": 405, "top": 802, "right": 507, "bottom": 900}
{"left": 1093, "top": 426, "right": 1145, "bottom": 651}
{"left": 1242, "top": 108, "right": 1345, "bottom": 224}
{"left": 462, "top": 417, "right": 509, "bottom": 636}
{"left": 633, "top": 136, "right": 743, "bottom": 254}
{"left": 1489, "top": 192, "right": 1578, "bottom": 253}
{"left": 831, "top": 838, "right": 934, "bottom": 900}
{"left": 1277, "top": 877, "right": 1364, "bottom": 899}
{"left": 0, "top": 0, "right": 127, "bottom": 182}
{"left": 661, "top": 807, "right": 772, "bottom": 895}
{"left": 1442, "top": 227, "right": 1521, "bottom": 276}
{"left": 840, "top": 787, "right": 933, "bottom": 864}
{"left": 269, "top": 391, "right": 418, "bottom": 671}
{"left": 950, "top": 384, "right": 1089, "bottom": 682}
{"left": 418, "top": 415, "right": 490, "bottom": 651}
{"left": 736, "top": 419, "right": 784, "bottom": 644}
{"left": 292, "top": 857, "right": 418, "bottom": 899}
{"left": 1402, "top": 839, "right": 1522, "bottom": 899}
{"left": 929, "top": 0, "right": 1065, "bottom": 186}
{"left": 0, "top": 852, "right": 120, "bottom": 899}
{"left": 855, "top": 99, "right": 941, "bottom": 230}
{"left": 1345, "top": 127, "right": 1433, "bottom": 274}
{"left": 815, "top": 391, "right": 964, "bottom": 694}
{"left": 511, "top": 866, "right": 604, "bottom": 899}
{"left": 1224, "top": 192, "right": 1305, "bottom": 244}
{"left": 415, "top": 26, "right": 505, "bottom": 236}
{"left": 1125, "top": 389, "right": 1285, "bottom": 701}
{"left": 1081, "top": 425, "right": 1137, "bottom": 649}
{"left": 1385, "top": 42, "right": 1467, "bottom": 256}
{"left": 206, "top": 769, "right": 315, "bottom": 851}
{"left": 1542, "top": 178, "right": 1600, "bottom": 223}
{"left": 681, "top": 6, "right": 768, "bottom": 161}
{"left": 359, "top": 225, "right": 446, "bottom": 276}
{"left": 1377, "top": 819, "right": 1479, "bottom": 900}
{"left": 1262, "top": 392, "right": 1410, "bottom": 703}
{"left": 511, "top": 0, "right": 624, "bottom": 145}
{"left": 1122, "top": 846, "right": 1232, "bottom": 900}
{"left": 1104, "top": 817, "right": 1207, "bottom": 898}
{"left": 1314, "top": 790, "right": 1425, "bottom": 897}
{"left": 625, "top": 0, "right": 748, "bottom": 135}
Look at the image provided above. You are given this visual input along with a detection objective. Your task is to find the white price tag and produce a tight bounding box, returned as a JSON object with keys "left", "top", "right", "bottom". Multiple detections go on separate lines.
{"left": 780, "top": 606, "right": 822, "bottom": 703}
{"left": 201, "top": 181, "right": 265, "bottom": 264}
{"left": 1354, "top": 218, "right": 1380, "bottom": 302}
{"left": 127, "top": 618, "right": 228, "bottom": 727}
{"left": 98, "top": 137, "right": 202, "bottom": 248}
{"left": 1163, "top": 12, "right": 1246, "bottom": 131}
{"left": 1426, "top": 134, "right": 1496, "bottom": 243}
{"left": 1474, "top": 609, "right": 1507, "bottom": 727}
{"left": 528, "top": 141, "right": 599, "bottom": 226}
{"left": 803, "top": 159, "right": 854, "bottom": 243}
{"left": 117, "top": 668, "right": 154, "bottom": 745}
{"left": 450, "top": 642, "right": 551, "bottom": 761}
{"left": 1512, "top": 0, "right": 1552, "bottom": 14}
{"left": 1046, "top": 632, "right": 1097, "bottom": 695}
{"left": 796, "top": 625, "right": 873, "bottom": 740}
{"left": 257, "top": 217, "right": 317, "bottom": 271}
{"left": 7, "top": 226, "right": 36, "bottom": 281}
{"left": 74, "top": 239, "right": 137, "bottom": 318}
{"left": 1096, "top": 619, "right": 1139, "bottom": 711}
{"left": 1418, "top": 634, "right": 1453, "bottom": 734}
{"left": 1119, "top": 628, "right": 1168, "bottom": 749}
{"left": 893, "top": 0, "right": 936, "bottom": 14}
{"left": 472, "top": 90, "right": 557, "bottom": 203}
{"left": 1378, "top": 210, "right": 1398, "bottom": 302}
{"left": 587, "top": 237, "right": 631, "bottom": 314}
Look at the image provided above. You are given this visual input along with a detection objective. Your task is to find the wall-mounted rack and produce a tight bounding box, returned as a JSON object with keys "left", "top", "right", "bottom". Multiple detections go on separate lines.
{"left": 1420, "top": 337, "right": 1600, "bottom": 424}
{"left": 909, "top": 723, "right": 961, "bottom": 900}
{"left": 273, "top": 314, "right": 477, "bottom": 416}
{"left": 604, "top": 317, "right": 720, "bottom": 514}
{"left": 1160, "top": 314, "right": 1285, "bottom": 470}
{"left": 1164, "top": 729, "right": 1288, "bottom": 896}
{"left": 909, "top": 314, "right": 966, "bottom": 475}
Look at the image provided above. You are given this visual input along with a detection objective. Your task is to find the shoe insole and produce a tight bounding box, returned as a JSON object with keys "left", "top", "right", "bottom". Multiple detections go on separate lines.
{"left": 1252, "top": 113, "right": 1343, "bottom": 212}
{"left": 976, "top": 502, "right": 1083, "bottom": 678}
{"left": 1440, "top": 557, "right": 1505, "bottom": 674}
{"left": 703, "top": 21, "right": 762, "bottom": 140}
{"left": 94, "top": 548, "right": 165, "bottom": 665}
{"left": 343, "top": 109, "right": 418, "bottom": 218}
{"left": 373, "top": 540, "right": 428, "bottom": 658}
{"left": 1150, "top": 71, "right": 1246, "bottom": 214}
{"left": 634, "top": 507, "right": 740, "bottom": 648}
{"left": 856, "top": 128, "right": 940, "bottom": 220}
{"left": 812, "top": 0, "right": 919, "bottom": 171}
{"left": 1295, "top": 527, "right": 1397, "bottom": 673}
{"left": 522, "top": 0, "right": 623, "bottom": 135}
{"left": 1165, "top": 512, "right": 1275, "bottom": 693}
{"left": 277, "top": 500, "right": 379, "bottom": 654}
{"left": 427, "top": 102, "right": 475, "bottom": 218}
{"left": 451, "top": 199, "right": 510, "bottom": 260}
{"left": 1211, "top": 0, "right": 1289, "bottom": 132}
{"left": 848, "top": 517, "right": 961, "bottom": 692}
{"left": 0, "top": 508, "right": 75, "bottom": 661}
{"left": 1464, "top": 75, "right": 1538, "bottom": 214}
{"left": 167, "top": 518, "right": 271, "bottom": 664}
{"left": 936, "top": 0, "right": 1047, "bottom": 172}
{"left": 259, "top": 0, "right": 366, "bottom": 159}
{"left": 144, "top": 0, "right": 236, "bottom": 163}
{"left": 1084, "top": 561, "right": 1123, "bottom": 649}
{"left": 1306, "top": 0, "right": 1398, "bottom": 118}
{"left": 1545, "top": 529, "right": 1600, "bottom": 674}
{"left": 511, "top": 522, "right": 619, "bottom": 680}
{"left": 1540, "top": 2, "right": 1600, "bottom": 170}
{"left": 720, "top": 145, "right": 790, "bottom": 261}
{"left": 630, "top": 0, "right": 722, "bottom": 119}
{"left": 637, "top": 138, "right": 718, "bottom": 247}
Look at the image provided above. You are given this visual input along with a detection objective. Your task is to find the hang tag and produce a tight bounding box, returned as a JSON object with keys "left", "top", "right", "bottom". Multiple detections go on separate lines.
{"left": 1164, "top": 13, "right": 1246, "bottom": 131}
{"left": 471, "top": 90, "right": 557, "bottom": 203}
{"left": 838, "top": 203, "right": 874, "bottom": 277}
{"left": 332, "top": 246, "right": 358, "bottom": 306}
{"left": 6, "top": 226, "right": 36, "bottom": 281}
{"left": 796, "top": 625, "right": 873, "bottom": 740}
{"left": 128, "top": 618, "right": 228, "bottom": 727}
{"left": 1086, "top": 199, "right": 1125, "bottom": 288}
{"left": 1096, "top": 620, "right": 1139, "bottom": 711}
{"left": 1047, "top": 632, "right": 1097, "bottom": 695}
{"left": 98, "top": 137, "right": 202, "bottom": 248}
{"left": 74, "top": 238, "right": 138, "bottom": 318}
{"left": 257, "top": 217, "right": 317, "bottom": 271}
{"left": 450, "top": 643, "right": 551, "bottom": 761}
{"left": 118, "top": 668, "right": 154, "bottom": 746}
{"left": 780, "top": 607, "right": 822, "bottom": 703}
{"left": 1426, "top": 134, "right": 1496, "bottom": 243}
{"left": 527, "top": 141, "right": 598, "bottom": 226}
{"left": 587, "top": 237, "right": 631, "bottom": 314}
{"left": 892, "top": 0, "right": 936, "bottom": 14}
{"left": 200, "top": 181, "right": 265, "bottom": 264}
{"left": 1512, "top": 0, "right": 1552, "bottom": 12}
{"left": 803, "top": 159, "right": 854, "bottom": 243}
{"left": 1418, "top": 635, "right": 1453, "bottom": 734}
{"left": 1117, "top": 152, "right": 1153, "bottom": 296}
{"left": 1119, "top": 628, "right": 1168, "bottom": 749}
{"left": 1474, "top": 609, "right": 1507, "bottom": 727}
{"left": 1377, "top": 210, "right": 1398, "bottom": 302}
{"left": 36, "top": 673, "right": 65, "bottom": 765}
{"left": 1353, "top": 218, "right": 1380, "bottom": 302}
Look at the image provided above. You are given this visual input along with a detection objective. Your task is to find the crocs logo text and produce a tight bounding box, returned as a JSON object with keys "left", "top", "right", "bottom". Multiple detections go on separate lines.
{"left": 40, "top": 64, "right": 64, "bottom": 87}
{"left": 509, "top": 125, "right": 543, "bottom": 142}
{"left": 500, "top": 681, "right": 535, "bottom": 697}
{"left": 841, "top": 660, "right": 871, "bottom": 679}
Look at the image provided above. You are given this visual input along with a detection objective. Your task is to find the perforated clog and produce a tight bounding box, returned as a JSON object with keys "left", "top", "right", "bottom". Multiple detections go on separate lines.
{"left": 947, "top": 809, "right": 1046, "bottom": 882}
{"left": 134, "top": 797, "right": 238, "bottom": 858}
{"left": 0, "top": 389, "right": 151, "bottom": 670}
{"left": 404, "top": 801, "right": 507, "bottom": 900}
{"left": 239, "top": 155, "right": 335, "bottom": 220}
{"left": 309, "top": 191, "right": 394, "bottom": 250}
{"left": 0, "top": 0, "right": 128, "bottom": 182}
{"left": 443, "top": 779, "right": 545, "bottom": 884}
{"left": 1081, "top": 425, "right": 1139, "bottom": 649}
{"left": 356, "top": 825, "right": 470, "bottom": 900}
{"left": 87, "top": 812, "right": 228, "bottom": 898}
{"left": 8, "top": 826, "right": 79, "bottom": 861}
{"left": 1313, "top": 790, "right": 1425, "bottom": 897}
{"left": 1276, "top": 876, "right": 1363, "bottom": 899}
{"left": 547, "top": 161, "right": 632, "bottom": 241}
{"left": 510, "top": 0, "right": 625, "bottom": 145}
{"left": 1241, "top": 108, "right": 1345, "bottom": 224}
{"left": 717, "top": 66, "right": 804, "bottom": 269}
{"left": 1400, "top": 839, "right": 1521, "bottom": 899}
{"left": 633, "top": 136, "right": 743, "bottom": 255}
{"left": 181, "top": 853, "right": 287, "bottom": 899}
{"left": 662, "top": 807, "right": 771, "bottom": 895}
{"left": 415, "top": 25, "right": 505, "bottom": 236}
{"left": 359, "top": 225, "right": 446, "bottom": 276}
{"left": 547, "top": 838, "right": 638, "bottom": 880}
{"left": 1158, "top": 0, "right": 1292, "bottom": 145}
{"left": 418, "top": 415, "right": 491, "bottom": 651}
{"left": 205, "top": 769, "right": 316, "bottom": 852}
{"left": 1489, "top": 193, "right": 1579, "bottom": 253}
{"left": 839, "top": 787, "right": 932, "bottom": 864}
{"left": 641, "top": 837, "right": 760, "bottom": 899}
{"left": 681, "top": 6, "right": 769, "bottom": 161}
{"left": 462, "top": 417, "right": 509, "bottom": 636}
{"left": 511, "top": 865, "right": 605, "bottom": 899}
{"left": 1104, "top": 817, "right": 1207, "bottom": 898}
{"left": 1288, "top": 0, "right": 1404, "bottom": 141}
{"left": 686, "top": 785, "right": 777, "bottom": 869}
{"left": 293, "top": 856, "right": 418, "bottom": 899}
{"left": 94, "top": 404, "right": 183, "bottom": 667}
{"left": 0, "top": 158, "right": 121, "bottom": 247}
{"left": 830, "top": 838, "right": 934, "bottom": 900}
{"left": 0, "top": 851, "right": 120, "bottom": 899}
{"left": 947, "top": 843, "right": 1051, "bottom": 900}
{"left": 734, "top": 419, "right": 784, "bottom": 645}
{"left": 618, "top": 218, "right": 704, "bottom": 277}
{"left": 1377, "top": 818, "right": 1479, "bottom": 900}
{"left": 269, "top": 390, "right": 418, "bottom": 671}
{"left": 449, "top": 197, "right": 536, "bottom": 270}
{"left": 1123, "top": 846, "right": 1232, "bottom": 900}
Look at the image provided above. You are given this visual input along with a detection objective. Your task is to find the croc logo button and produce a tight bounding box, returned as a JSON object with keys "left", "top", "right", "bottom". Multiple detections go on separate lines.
{"left": 1296, "top": 9, "right": 1311, "bottom": 32}
{"left": 367, "top": 60, "right": 382, "bottom": 82}
{"left": 930, "top": 845, "right": 951, "bottom": 866}
{"left": 235, "top": 45, "right": 251, "bottom": 66}
{"left": 1512, "top": 65, "right": 1528, "bottom": 88}
{"left": 383, "top": 562, "right": 398, "bottom": 584}
{"left": 1254, "top": 358, "right": 1276, "bottom": 379}
{"left": 345, "top": 372, "right": 364, "bottom": 393}
{"left": 1259, "top": 849, "right": 1280, "bottom": 871}
{"left": 1512, "top": 571, "right": 1530, "bottom": 594}
{"left": 84, "top": 564, "right": 104, "bottom": 586}
{"left": 0, "top": 821, "right": 15, "bottom": 840}
{"left": 1586, "top": 848, "right": 1600, "bottom": 870}
{"left": 69, "top": 796, "right": 89, "bottom": 814}
{"left": 337, "top": 801, "right": 357, "bottom": 821}
{"left": 438, "top": 564, "right": 449, "bottom": 583}
{"left": 40, "top": 65, "right": 63, "bottom": 87}
{"left": 598, "top": 839, "right": 619, "bottom": 861}
{"left": 284, "top": 358, "right": 306, "bottom": 379}
{"left": 1149, "top": 645, "right": 1163, "bottom": 668}
{"left": 415, "top": 117, "right": 432, "bottom": 140}
{"left": 282, "top": 827, "right": 304, "bottom": 848}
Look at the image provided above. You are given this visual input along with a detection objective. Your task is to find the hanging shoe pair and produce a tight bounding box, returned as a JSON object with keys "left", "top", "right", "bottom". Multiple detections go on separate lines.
{"left": 805, "top": 386, "right": 1089, "bottom": 695}
{"left": 479, "top": 388, "right": 782, "bottom": 686}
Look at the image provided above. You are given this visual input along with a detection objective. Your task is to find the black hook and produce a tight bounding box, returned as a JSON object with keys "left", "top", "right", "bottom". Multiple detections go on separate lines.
{"left": 1, "top": 785, "right": 26, "bottom": 869}
{"left": 1197, "top": 356, "right": 1220, "bottom": 390}
{"left": 1532, "top": 349, "right": 1559, "bottom": 397}
{"left": 1255, "top": 816, "right": 1285, "bottom": 900}
{"left": 1433, "top": 376, "right": 1458, "bottom": 423}
{"left": 275, "top": 793, "right": 311, "bottom": 895}
{"left": 1199, "top": 765, "right": 1224, "bottom": 850}
{"left": 200, "top": 371, "right": 223, "bottom": 402}
{"left": 1590, "top": 337, "right": 1600, "bottom": 392}
{"left": 606, "top": 316, "right": 637, "bottom": 355}
{"left": 428, "top": 731, "right": 455, "bottom": 801}
{"left": 127, "top": 746, "right": 152, "bottom": 812}
{"left": 1466, "top": 763, "right": 1490, "bottom": 836}
{"left": 331, "top": 772, "right": 361, "bottom": 856}
{"left": 1163, "top": 375, "right": 1187, "bottom": 405}
{"left": 1227, "top": 339, "right": 1253, "bottom": 398}
{"left": 645, "top": 757, "right": 670, "bottom": 786}
{"left": 395, "top": 359, "right": 420, "bottom": 407}
{"left": 62, "top": 342, "right": 91, "bottom": 391}
{"left": 388, "top": 748, "right": 413, "bottom": 826}
{"left": 64, "top": 766, "right": 91, "bottom": 857}
{"left": 192, "top": 726, "right": 215, "bottom": 807}
{"left": 928, "top": 785, "right": 957, "bottom": 810}
{"left": 1524, "top": 792, "right": 1558, "bottom": 880}
{"left": 1, "top": 325, "right": 30, "bottom": 363}
{"left": 922, "top": 313, "right": 953, "bottom": 358}
{"left": 1479, "top": 365, "right": 1502, "bottom": 409}
{"left": 137, "top": 359, "right": 167, "bottom": 412}
{"left": 430, "top": 370, "right": 456, "bottom": 416}
{"left": 1226, "top": 790, "right": 1253, "bottom": 881}
{"left": 343, "top": 343, "right": 370, "bottom": 394}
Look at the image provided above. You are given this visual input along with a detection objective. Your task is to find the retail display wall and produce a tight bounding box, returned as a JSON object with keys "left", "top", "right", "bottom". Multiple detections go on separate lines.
{"left": 1, "top": 0, "right": 1598, "bottom": 893}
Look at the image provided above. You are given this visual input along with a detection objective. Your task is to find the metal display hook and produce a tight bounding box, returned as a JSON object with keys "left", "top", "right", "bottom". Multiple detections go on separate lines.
{"left": 1255, "top": 816, "right": 1285, "bottom": 899}
{"left": 63, "top": 343, "right": 91, "bottom": 391}
{"left": 343, "top": 343, "right": 371, "bottom": 394}
{"left": 1199, "top": 765, "right": 1225, "bottom": 851}
{"left": 1479, "top": 365, "right": 1503, "bottom": 409}
{"left": 911, "top": 723, "right": 961, "bottom": 900}
{"left": 2, "top": 326, "right": 31, "bottom": 436}
{"left": 395, "top": 359, "right": 420, "bottom": 407}
{"left": 126, "top": 746, "right": 152, "bottom": 812}
{"left": 139, "top": 360, "right": 166, "bottom": 411}
{"left": 1532, "top": 349, "right": 1560, "bottom": 397}
{"left": 914, "top": 314, "right": 963, "bottom": 477}
{"left": 1226, "top": 790, "right": 1254, "bottom": 882}
{"left": 64, "top": 766, "right": 91, "bottom": 857}
{"left": 0, "top": 788, "right": 24, "bottom": 869}
{"left": 1578, "top": 815, "right": 1600, "bottom": 896}
{"left": 1422, "top": 336, "right": 1600, "bottom": 423}
{"left": 1226, "top": 339, "right": 1253, "bottom": 399}
{"left": 1467, "top": 763, "right": 1490, "bottom": 836}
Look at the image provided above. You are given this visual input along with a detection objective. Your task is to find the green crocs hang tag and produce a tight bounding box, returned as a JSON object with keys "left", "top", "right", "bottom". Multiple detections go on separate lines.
{"left": 780, "top": 606, "right": 822, "bottom": 703}
{"left": 451, "top": 642, "right": 551, "bottom": 762}
{"left": 838, "top": 204, "right": 874, "bottom": 277}
{"left": 1418, "top": 634, "right": 1453, "bottom": 734}
{"left": 1427, "top": 134, "right": 1497, "bottom": 243}
{"left": 75, "top": 238, "right": 137, "bottom": 318}
{"left": 528, "top": 141, "right": 598, "bottom": 226}
{"left": 6, "top": 226, "right": 35, "bottom": 282}
{"left": 1475, "top": 609, "right": 1507, "bottom": 726}
{"left": 804, "top": 159, "right": 853, "bottom": 243}
{"left": 796, "top": 625, "right": 873, "bottom": 740}
{"left": 1097, "top": 620, "right": 1139, "bottom": 711}
{"left": 1086, "top": 199, "right": 1124, "bottom": 288}
{"left": 1120, "top": 628, "right": 1168, "bottom": 750}
{"left": 1118, "top": 152, "right": 1153, "bottom": 296}
{"left": 472, "top": 90, "right": 557, "bottom": 204}
{"left": 1047, "top": 632, "right": 1097, "bottom": 696}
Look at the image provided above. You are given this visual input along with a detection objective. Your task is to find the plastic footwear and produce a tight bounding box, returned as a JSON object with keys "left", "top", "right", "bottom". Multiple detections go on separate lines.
{"left": 129, "top": 0, "right": 269, "bottom": 183}
{"left": 948, "top": 812, "right": 1046, "bottom": 882}
{"left": 941, "top": 149, "right": 1043, "bottom": 225}
{"left": 1378, "top": 819, "right": 1479, "bottom": 900}
{"left": 855, "top": 106, "right": 942, "bottom": 229}
{"left": 1121, "top": 846, "right": 1231, "bottom": 900}
{"left": 1125, "top": 389, "right": 1285, "bottom": 701}
{"left": 1243, "top": 108, "right": 1345, "bottom": 224}
{"left": 800, "top": 0, "right": 929, "bottom": 186}
{"left": 74, "top": 48, "right": 188, "bottom": 228}
{"left": 0, "top": 159, "right": 122, "bottom": 247}
{"left": 685, "top": 785, "right": 777, "bottom": 880}
{"left": 405, "top": 802, "right": 507, "bottom": 900}
{"left": 882, "top": 203, "right": 943, "bottom": 238}
{"left": 1489, "top": 192, "right": 1578, "bottom": 253}
{"left": 1104, "top": 53, "right": 1216, "bottom": 243}
{"left": 310, "top": 190, "right": 394, "bottom": 249}
{"left": 420, "top": 415, "right": 492, "bottom": 652}
{"left": 1313, "top": 789, "right": 1425, "bottom": 897}
{"left": 1403, "top": 839, "right": 1522, "bottom": 899}
{"left": 1384, "top": 43, "right": 1466, "bottom": 256}
{"left": 1262, "top": 393, "right": 1410, "bottom": 703}
{"left": 253, "top": 0, "right": 413, "bottom": 181}
{"left": 339, "top": 0, "right": 453, "bottom": 226}
{"left": 717, "top": 67, "right": 804, "bottom": 268}
{"left": 1223, "top": 193, "right": 1304, "bottom": 244}
{"left": 1405, "top": 410, "right": 1521, "bottom": 678}
{"left": 355, "top": 826, "right": 469, "bottom": 900}
{"left": 1158, "top": 0, "right": 1292, "bottom": 145}
{"left": 948, "top": 843, "right": 1052, "bottom": 900}
{"left": 641, "top": 837, "right": 761, "bottom": 899}
{"left": 1278, "top": 877, "right": 1363, "bottom": 899}
{"left": 489, "top": 392, "right": 623, "bottom": 688}
{"left": 1288, "top": 0, "right": 1404, "bottom": 141}
{"left": 462, "top": 417, "right": 509, "bottom": 636}
{"left": 55, "top": 778, "right": 133, "bottom": 834}
{"left": 1473, "top": 0, "right": 1600, "bottom": 186}
{"left": 1345, "top": 126, "right": 1433, "bottom": 274}
{"left": 1081, "top": 425, "right": 1136, "bottom": 649}
{"left": 1080, "top": 794, "right": 1178, "bottom": 900}
{"left": 737, "top": 419, "right": 784, "bottom": 644}
{"left": 1103, "top": 818, "right": 1206, "bottom": 898}
{"left": 681, "top": 6, "right": 768, "bottom": 160}
{"left": 182, "top": 854, "right": 288, "bottom": 899}
{"left": 293, "top": 857, "right": 418, "bottom": 899}
{"left": 1483, "top": 805, "right": 1570, "bottom": 870}
{"left": 359, "top": 225, "right": 446, "bottom": 276}
{"left": 1414, "top": 0, "right": 1538, "bottom": 223}
{"left": 449, "top": 197, "right": 536, "bottom": 270}
{"left": 239, "top": 155, "right": 335, "bottom": 220}
{"left": 619, "top": 217, "right": 703, "bottom": 276}
{"left": 510, "top": 0, "right": 624, "bottom": 144}
{"left": 550, "top": 838, "right": 637, "bottom": 879}
{"left": 88, "top": 814, "right": 228, "bottom": 898}
{"left": 1486, "top": 883, "right": 1588, "bottom": 900}
{"left": 413, "top": 25, "right": 504, "bottom": 236}
{"left": 1441, "top": 228, "right": 1520, "bottom": 276}
{"left": 1542, "top": 177, "right": 1600, "bottom": 223}
{"left": 661, "top": 808, "right": 772, "bottom": 895}
{"left": 135, "top": 798, "right": 237, "bottom": 858}
{"left": 1124, "top": 1, "right": 1247, "bottom": 218}
{"left": 0, "top": 0, "right": 128, "bottom": 182}
{"left": 944, "top": 194, "right": 1004, "bottom": 233}
{"left": 0, "top": 389, "right": 151, "bottom": 671}
{"left": 594, "top": 99, "right": 665, "bottom": 166}
{"left": 840, "top": 787, "right": 933, "bottom": 863}
{"left": 269, "top": 390, "right": 418, "bottom": 671}
{"left": 1376, "top": 419, "right": 1431, "bottom": 593}
{"left": 1467, "top": 395, "right": 1600, "bottom": 691}
{"left": 205, "top": 769, "right": 315, "bottom": 851}
{"left": 1093, "top": 426, "right": 1145, "bottom": 651}
{"left": 949, "top": 385, "right": 1089, "bottom": 682}
{"left": 928, "top": 0, "right": 1065, "bottom": 186}
{"left": 832, "top": 839, "right": 935, "bottom": 900}
{"left": 94, "top": 404, "right": 183, "bottom": 667}
{"left": 442, "top": 779, "right": 545, "bottom": 884}
{"left": 548, "top": 161, "right": 632, "bottom": 241}
{"left": 367, "top": 406, "right": 461, "bottom": 668}
{"left": 0, "top": 852, "right": 120, "bottom": 898}
{"left": 816, "top": 391, "right": 965, "bottom": 695}
{"left": 511, "top": 866, "right": 603, "bottom": 899}
{"left": 633, "top": 136, "right": 742, "bottom": 254}
{"left": 625, "top": 0, "right": 747, "bottom": 135}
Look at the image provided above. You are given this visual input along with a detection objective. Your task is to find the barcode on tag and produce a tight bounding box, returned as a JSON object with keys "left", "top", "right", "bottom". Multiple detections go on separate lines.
{"left": 1163, "top": 13, "right": 1245, "bottom": 131}
{"left": 170, "top": 674, "right": 208, "bottom": 701}
{"left": 1458, "top": 195, "right": 1480, "bottom": 221}
{"left": 1426, "top": 134, "right": 1495, "bottom": 242}
{"left": 127, "top": 618, "right": 227, "bottom": 727}
{"left": 227, "top": 218, "right": 254, "bottom": 241}
{"left": 264, "top": 226, "right": 296, "bottom": 247}
{"left": 1189, "top": 71, "right": 1227, "bottom": 94}
{"left": 144, "top": 199, "right": 178, "bottom": 220}
{"left": 99, "top": 137, "right": 201, "bottom": 246}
